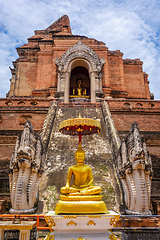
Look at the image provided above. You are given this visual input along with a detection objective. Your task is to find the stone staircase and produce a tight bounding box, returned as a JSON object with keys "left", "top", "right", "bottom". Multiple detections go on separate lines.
{"left": 39, "top": 101, "right": 122, "bottom": 212}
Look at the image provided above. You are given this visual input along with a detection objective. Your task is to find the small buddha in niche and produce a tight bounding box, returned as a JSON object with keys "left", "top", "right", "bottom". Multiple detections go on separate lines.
{"left": 61, "top": 144, "right": 102, "bottom": 195}
{"left": 77, "top": 79, "right": 82, "bottom": 96}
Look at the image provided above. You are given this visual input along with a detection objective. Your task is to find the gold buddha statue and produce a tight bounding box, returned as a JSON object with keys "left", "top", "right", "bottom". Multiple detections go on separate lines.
{"left": 77, "top": 79, "right": 83, "bottom": 96}
{"left": 71, "top": 78, "right": 88, "bottom": 98}
{"left": 61, "top": 144, "right": 101, "bottom": 195}
{"left": 55, "top": 144, "right": 107, "bottom": 214}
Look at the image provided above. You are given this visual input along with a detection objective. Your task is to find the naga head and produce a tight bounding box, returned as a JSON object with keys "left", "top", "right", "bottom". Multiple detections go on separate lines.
{"left": 17, "top": 147, "right": 34, "bottom": 168}
{"left": 131, "top": 149, "right": 145, "bottom": 162}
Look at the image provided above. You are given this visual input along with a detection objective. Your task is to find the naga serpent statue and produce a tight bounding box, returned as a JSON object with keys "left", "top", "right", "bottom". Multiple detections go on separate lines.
{"left": 9, "top": 120, "right": 45, "bottom": 214}
{"left": 117, "top": 122, "right": 153, "bottom": 215}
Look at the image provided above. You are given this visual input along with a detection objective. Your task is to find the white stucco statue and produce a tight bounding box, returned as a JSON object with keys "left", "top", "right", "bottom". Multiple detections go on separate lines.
{"left": 9, "top": 120, "right": 45, "bottom": 213}
{"left": 117, "top": 122, "right": 152, "bottom": 215}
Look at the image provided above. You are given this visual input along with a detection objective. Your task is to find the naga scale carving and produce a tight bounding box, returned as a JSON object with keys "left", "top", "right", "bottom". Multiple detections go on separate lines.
{"left": 40, "top": 100, "right": 57, "bottom": 150}
{"left": 9, "top": 120, "right": 45, "bottom": 213}
{"left": 117, "top": 122, "right": 152, "bottom": 215}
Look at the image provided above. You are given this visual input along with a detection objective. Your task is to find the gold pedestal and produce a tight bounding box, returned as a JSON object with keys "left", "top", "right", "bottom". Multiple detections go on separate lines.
{"left": 55, "top": 195, "right": 107, "bottom": 215}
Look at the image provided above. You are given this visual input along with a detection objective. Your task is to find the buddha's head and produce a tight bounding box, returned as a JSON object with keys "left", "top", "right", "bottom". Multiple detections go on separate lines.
{"left": 75, "top": 143, "right": 85, "bottom": 163}
{"left": 77, "top": 78, "right": 82, "bottom": 87}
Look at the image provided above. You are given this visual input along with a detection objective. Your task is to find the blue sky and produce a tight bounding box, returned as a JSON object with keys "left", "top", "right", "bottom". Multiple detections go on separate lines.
{"left": 0, "top": 0, "right": 160, "bottom": 99}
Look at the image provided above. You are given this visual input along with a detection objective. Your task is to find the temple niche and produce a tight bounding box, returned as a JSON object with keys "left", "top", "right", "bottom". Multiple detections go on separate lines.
{"left": 69, "top": 66, "right": 90, "bottom": 101}
{"left": 55, "top": 41, "right": 105, "bottom": 103}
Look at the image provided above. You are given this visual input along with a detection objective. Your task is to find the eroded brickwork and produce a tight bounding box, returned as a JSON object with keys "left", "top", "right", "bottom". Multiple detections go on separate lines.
{"left": 8, "top": 15, "right": 150, "bottom": 100}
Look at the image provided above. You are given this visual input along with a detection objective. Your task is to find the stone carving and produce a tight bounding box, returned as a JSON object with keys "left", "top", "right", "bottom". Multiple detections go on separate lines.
{"left": 55, "top": 41, "right": 105, "bottom": 93}
{"left": 40, "top": 100, "right": 57, "bottom": 150}
{"left": 55, "top": 41, "right": 105, "bottom": 73}
{"left": 117, "top": 122, "right": 152, "bottom": 215}
{"left": 9, "top": 120, "right": 45, "bottom": 213}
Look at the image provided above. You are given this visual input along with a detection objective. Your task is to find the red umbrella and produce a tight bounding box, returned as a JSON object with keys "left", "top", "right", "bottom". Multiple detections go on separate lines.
{"left": 59, "top": 114, "right": 101, "bottom": 144}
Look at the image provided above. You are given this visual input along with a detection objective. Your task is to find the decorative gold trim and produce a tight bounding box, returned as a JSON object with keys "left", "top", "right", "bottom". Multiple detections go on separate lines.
{"left": 60, "top": 194, "right": 102, "bottom": 201}
{"left": 87, "top": 220, "right": 96, "bottom": 226}
{"left": 0, "top": 221, "right": 36, "bottom": 230}
{"left": 71, "top": 238, "right": 89, "bottom": 240}
{"left": 45, "top": 216, "right": 56, "bottom": 229}
{"left": 63, "top": 215, "right": 77, "bottom": 218}
{"left": 109, "top": 215, "right": 120, "bottom": 228}
{"left": 88, "top": 215, "right": 101, "bottom": 218}
{"left": 109, "top": 230, "right": 118, "bottom": 240}
{"left": 69, "top": 95, "right": 89, "bottom": 99}
{"left": 77, "top": 237, "right": 89, "bottom": 240}
{"left": 67, "top": 220, "right": 77, "bottom": 226}
{"left": 45, "top": 232, "right": 55, "bottom": 240}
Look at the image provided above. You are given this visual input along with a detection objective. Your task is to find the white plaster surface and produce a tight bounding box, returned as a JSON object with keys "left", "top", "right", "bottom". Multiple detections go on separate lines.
{"left": 45, "top": 211, "right": 119, "bottom": 239}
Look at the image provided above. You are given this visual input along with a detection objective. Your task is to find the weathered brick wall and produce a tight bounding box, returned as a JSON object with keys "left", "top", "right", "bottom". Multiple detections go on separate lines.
{"left": 36, "top": 46, "right": 54, "bottom": 90}
{"left": 107, "top": 51, "right": 125, "bottom": 92}
{"left": 123, "top": 59, "right": 149, "bottom": 99}
{"left": 0, "top": 98, "right": 52, "bottom": 131}
{"left": 15, "top": 61, "right": 38, "bottom": 96}
{"left": 8, "top": 16, "right": 150, "bottom": 100}
{"left": 0, "top": 159, "right": 10, "bottom": 193}
{"left": 106, "top": 99, "right": 160, "bottom": 132}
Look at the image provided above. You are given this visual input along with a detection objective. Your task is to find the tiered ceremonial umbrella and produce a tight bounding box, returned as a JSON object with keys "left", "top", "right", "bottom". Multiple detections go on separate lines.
{"left": 59, "top": 114, "right": 101, "bottom": 145}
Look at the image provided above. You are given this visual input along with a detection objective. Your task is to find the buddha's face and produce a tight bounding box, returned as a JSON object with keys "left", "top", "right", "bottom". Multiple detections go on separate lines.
{"left": 75, "top": 152, "right": 85, "bottom": 163}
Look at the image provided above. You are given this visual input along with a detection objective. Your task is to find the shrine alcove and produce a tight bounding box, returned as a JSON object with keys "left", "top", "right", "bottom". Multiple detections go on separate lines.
{"left": 69, "top": 66, "right": 90, "bottom": 102}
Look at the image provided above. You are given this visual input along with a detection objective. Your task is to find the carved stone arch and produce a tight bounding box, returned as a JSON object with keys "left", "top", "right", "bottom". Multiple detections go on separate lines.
{"left": 55, "top": 41, "right": 105, "bottom": 102}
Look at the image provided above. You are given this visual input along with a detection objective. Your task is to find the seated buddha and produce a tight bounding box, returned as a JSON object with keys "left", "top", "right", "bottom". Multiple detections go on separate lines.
{"left": 61, "top": 144, "right": 101, "bottom": 195}
{"left": 55, "top": 144, "right": 107, "bottom": 214}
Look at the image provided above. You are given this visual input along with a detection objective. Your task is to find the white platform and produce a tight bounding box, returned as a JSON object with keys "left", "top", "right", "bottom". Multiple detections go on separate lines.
{"left": 45, "top": 211, "right": 119, "bottom": 240}
{"left": 46, "top": 232, "right": 111, "bottom": 240}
